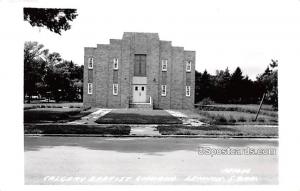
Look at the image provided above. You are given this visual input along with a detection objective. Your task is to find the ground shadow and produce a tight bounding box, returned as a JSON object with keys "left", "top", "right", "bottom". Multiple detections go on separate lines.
{"left": 24, "top": 136, "right": 278, "bottom": 154}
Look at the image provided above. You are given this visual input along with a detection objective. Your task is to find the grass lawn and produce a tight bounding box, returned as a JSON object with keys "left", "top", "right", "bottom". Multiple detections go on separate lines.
{"left": 156, "top": 125, "right": 278, "bottom": 137}
{"left": 24, "top": 107, "right": 92, "bottom": 123}
{"left": 95, "top": 109, "right": 182, "bottom": 124}
{"left": 210, "top": 104, "right": 275, "bottom": 111}
{"left": 194, "top": 104, "right": 278, "bottom": 125}
{"left": 24, "top": 124, "right": 130, "bottom": 135}
{"left": 196, "top": 104, "right": 277, "bottom": 117}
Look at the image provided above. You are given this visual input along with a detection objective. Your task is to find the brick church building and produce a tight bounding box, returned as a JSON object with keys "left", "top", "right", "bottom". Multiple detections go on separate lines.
{"left": 83, "top": 32, "right": 195, "bottom": 109}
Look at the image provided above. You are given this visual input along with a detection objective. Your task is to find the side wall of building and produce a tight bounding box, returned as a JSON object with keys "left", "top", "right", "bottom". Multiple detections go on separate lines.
{"left": 158, "top": 41, "right": 172, "bottom": 109}
{"left": 170, "top": 47, "right": 184, "bottom": 109}
{"left": 183, "top": 51, "right": 196, "bottom": 109}
{"left": 94, "top": 44, "right": 110, "bottom": 108}
{"left": 107, "top": 40, "right": 122, "bottom": 108}
{"left": 83, "top": 47, "right": 96, "bottom": 107}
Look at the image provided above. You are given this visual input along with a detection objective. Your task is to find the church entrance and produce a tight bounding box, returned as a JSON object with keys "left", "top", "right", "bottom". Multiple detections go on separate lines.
{"left": 132, "top": 85, "right": 147, "bottom": 103}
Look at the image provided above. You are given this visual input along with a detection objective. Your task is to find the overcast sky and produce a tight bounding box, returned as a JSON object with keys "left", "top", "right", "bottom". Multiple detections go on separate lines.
{"left": 22, "top": 0, "right": 300, "bottom": 79}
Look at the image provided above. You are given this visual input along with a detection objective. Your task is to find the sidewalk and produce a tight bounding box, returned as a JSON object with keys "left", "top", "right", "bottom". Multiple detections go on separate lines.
{"left": 165, "top": 110, "right": 207, "bottom": 126}
{"left": 67, "top": 108, "right": 113, "bottom": 125}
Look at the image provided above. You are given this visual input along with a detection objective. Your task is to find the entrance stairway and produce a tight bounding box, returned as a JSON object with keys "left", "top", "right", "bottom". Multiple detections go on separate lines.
{"left": 129, "top": 96, "right": 153, "bottom": 109}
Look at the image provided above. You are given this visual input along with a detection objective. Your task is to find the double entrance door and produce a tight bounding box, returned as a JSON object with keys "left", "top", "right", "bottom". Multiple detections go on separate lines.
{"left": 132, "top": 85, "right": 147, "bottom": 103}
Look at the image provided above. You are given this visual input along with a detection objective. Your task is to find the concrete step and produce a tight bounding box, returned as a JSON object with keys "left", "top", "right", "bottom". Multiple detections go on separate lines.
{"left": 129, "top": 103, "right": 153, "bottom": 109}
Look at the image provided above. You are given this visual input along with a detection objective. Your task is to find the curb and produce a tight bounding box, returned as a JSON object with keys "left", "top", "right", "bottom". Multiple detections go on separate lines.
{"left": 24, "top": 134, "right": 278, "bottom": 139}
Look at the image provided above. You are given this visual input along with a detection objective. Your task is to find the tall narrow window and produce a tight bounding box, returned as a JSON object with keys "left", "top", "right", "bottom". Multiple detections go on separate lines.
{"left": 88, "top": 57, "right": 94, "bottom": 69}
{"left": 113, "top": 84, "right": 118, "bottom": 95}
{"left": 186, "top": 86, "right": 191, "bottom": 97}
{"left": 134, "top": 54, "right": 146, "bottom": 76}
{"left": 186, "top": 61, "right": 192, "bottom": 72}
{"left": 113, "top": 58, "right": 118, "bottom": 70}
{"left": 161, "top": 59, "right": 168, "bottom": 71}
{"left": 161, "top": 85, "right": 167, "bottom": 96}
{"left": 88, "top": 83, "right": 93, "bottom": 94}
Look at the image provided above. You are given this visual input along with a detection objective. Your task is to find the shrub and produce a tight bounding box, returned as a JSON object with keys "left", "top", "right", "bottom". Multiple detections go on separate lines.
{"left": 24, "top": 124, "right": 131, "bottom": 135}
{"left": 41, "top": 105, "right": 46, "bottom": 108}
{"left": 269, "top": 118, "right": 278, "bottom": 123}
{"left": 198, "top": 97, "right": 215, "bottom": 106}
{"left": 258, "top": 118, "right": 265, "bottom": 122}
{"left": 213, "top": 114, "right": 227, "bottom": 124}
{"left": 237, "top": 116, "right": 246, "bottom": 122}
{"left": 228, "top": 115, "right": 236, "bottom": 123}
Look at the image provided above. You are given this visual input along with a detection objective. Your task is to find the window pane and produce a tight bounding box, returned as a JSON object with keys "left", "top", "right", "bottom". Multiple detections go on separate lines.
{"left": 161, "top": 85, "right": 166, "bottom": 96}
{"left": 140, "top": 55, "right": 146, "bottom": 76}
{"left": 88, "top": 83, "right": 92, "bottom": 94}
{"left": 88, "top": 58, "right": 93, "bottom": 69}
{"left": 113, "top": 84, "right": 118, "bottom": 95}
{"left": 134, "top": 55, "right": 146, "bottom": 76}
{"left": 186, "top": 86, "right": 190, "bottom": 96}
{"left": 113, "top": 58, "right": 118, "bottom": 69}
{"left": 134, "top": 56, "right": 140, "bottom": 76}
{"left": 186, "top": 61, "right": 191, "bottom": 72}
{"left": 162, "top": 60, "right": 167, "bottom": 71}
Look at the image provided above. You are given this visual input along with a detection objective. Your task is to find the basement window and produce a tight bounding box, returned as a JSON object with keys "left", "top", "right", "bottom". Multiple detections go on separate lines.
{"left": 186, "top": 86, "right": 191, "bottom": 97}
{"left": 88, "top": 57, "right": 94, "bottom": 69}
{"left": 161, "top": 85, "right": 167, "bottom": 96}
{"left": 88, "top": 83, "right": 93, "bottom": 94}
{"left": 113, "top": 84, "right": 118, "bottom": 95}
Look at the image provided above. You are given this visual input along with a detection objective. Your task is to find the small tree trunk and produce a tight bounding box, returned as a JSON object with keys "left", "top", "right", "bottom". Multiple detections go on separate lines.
{"left": 255, "top": 93, "right": 265, "bottom": 121}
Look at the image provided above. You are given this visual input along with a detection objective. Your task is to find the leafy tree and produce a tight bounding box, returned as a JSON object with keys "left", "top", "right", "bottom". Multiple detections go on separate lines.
{"left": 214, "top": 67, "right": 231, "bottom": 103}
{"left": 228, "top": 67, "right": 245, "bottom": 103}
{"left": 257, "top": 60, "right": 278, "bottom": 109}
{"left": 231, "top": 67, "right": 244, "bottom": 82}
{"left": 195, "top": 70, "right": 214, "bottom": 103}
{"left": 23, "top": 8, "right": 78, "bottom": 35}
{"left": 47, "top": 52, "right": 62, "bottom": 65}
{"left": 24, "top": 41, "right": 48, "bottom": 103}
{"left": 194, "top": 61, "right": 278, "bottom": 107}
{"left": 24, "top": 41, "right": 83, "bottom": 103}
{"left": 195, "top": 71, "right": 202, "bottom": 103}
{"left": 44, "top": 60, "right": 83, "bottom": 102}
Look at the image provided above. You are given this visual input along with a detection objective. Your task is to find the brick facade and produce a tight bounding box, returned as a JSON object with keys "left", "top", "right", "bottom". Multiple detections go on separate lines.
{"left": 83, "top": 32, "right": 195, "bottom": 109}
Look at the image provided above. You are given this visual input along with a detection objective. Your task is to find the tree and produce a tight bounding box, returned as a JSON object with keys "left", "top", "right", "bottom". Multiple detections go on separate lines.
{"left": 47, "top": 52, "right": 62, "bottom": 65}
{"left": 24, "top": 41, "right": 83, "bottom": 103}
{"left": 23, "top": 8, "right": 78, "bottom": 35}
{"left": 24, "top": 41, "right": 48, "bottom": 103}
{"left": 195, "top": 70, "right": 214, "bottom": 103}
{"left": 214, "top": 67, "right": 231, "bottom": 103}
{"left": 194, "top": 63, "right": 277, "bottom": 105}
{"left": 228, "top": 67, "right": 245, "bottom": 103}
{"left": 257, "top": 60, "right": 278, "bottom": 109}
{"left": 44, "top": 60, "right": 83, "bottom": 102}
